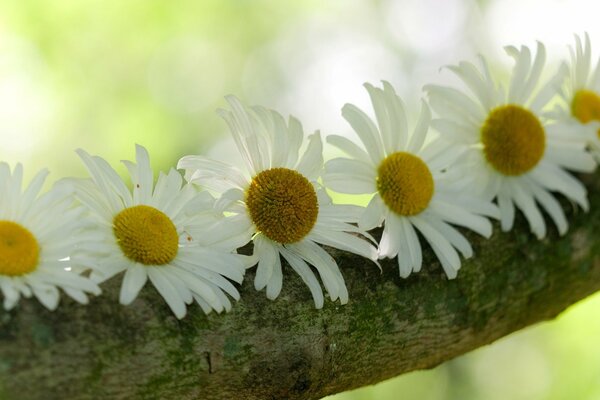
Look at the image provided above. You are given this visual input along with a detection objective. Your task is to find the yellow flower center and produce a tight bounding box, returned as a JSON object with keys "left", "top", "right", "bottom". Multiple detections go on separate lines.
{"left": 0, "top": 221, "right": 40, "bottom": 276}
{"left": 480, "top": 105, "right": 545, "bottom": 176}
{"left": 377, "top": 152, "right": 434, "bottom": 216}
{"left": 572, "top": 90, "right": 600, "bottom": 138}
{"left": 113, "top": 205, "right": 179, "bottom": 265}
{"left": 246, "top": 168, "right": 318, "bottom": 244}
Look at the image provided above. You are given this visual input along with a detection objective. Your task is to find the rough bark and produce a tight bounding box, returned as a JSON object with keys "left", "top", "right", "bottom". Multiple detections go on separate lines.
{"left": 1, "top": 172, "right": 599, "bottom": 400}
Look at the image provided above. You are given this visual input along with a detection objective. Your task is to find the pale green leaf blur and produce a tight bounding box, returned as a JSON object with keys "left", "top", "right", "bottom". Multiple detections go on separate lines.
{"left": 0, "top": 1, "right": 598, "bottom": 399}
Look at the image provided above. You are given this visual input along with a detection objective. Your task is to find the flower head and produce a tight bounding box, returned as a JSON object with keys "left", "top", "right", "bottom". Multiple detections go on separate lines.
{"left": 74, "top": 145, "right": 247, "bottom": 318}
{"left": 323, "top": 82, "right": 498, "bottom": 279}
{"left": 178, "top": 96, "right": 378, "bottom": 308}
{"left": 426, "top": 42, "right": 596, "bottom": 239}
{"left": 0, "top": 163, "right": 100, "bottom": 310}
{"left": 549, "top": 33, "right": 600, "bottom": 159}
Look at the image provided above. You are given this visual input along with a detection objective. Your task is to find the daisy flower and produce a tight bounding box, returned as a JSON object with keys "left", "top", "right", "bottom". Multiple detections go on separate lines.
{"left": 0, "top": 163, "right": 101, "bottom": 310}
{"left": 425, "top": 42, "right": 596, "bottom": 239}
{"left": 73, "top": 145, "right": 248, "bottom": 318}
{"left": 323, "top": 82, "right": 498, "bottom": 279}
{"left": 178, "top": 96, "right": 378, "bottom": 309}
{"left": 549, "top": 33, "right": 600, "bottom": 159}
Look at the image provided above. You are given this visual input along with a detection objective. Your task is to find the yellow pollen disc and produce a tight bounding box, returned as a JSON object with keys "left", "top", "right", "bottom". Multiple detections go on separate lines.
{"left": 246, "top": 168, "right": 318, "bottom": 244}
{"left": 376, "top": 152, "right": 434, "bottom": 216}
{"left": 480, "top": 105, "right": 545, "bottom": 176}
{"left": 572, "top": 90, "right": 600, "bottom": 138}
{"left": 0, "top": 221, "right": 40, "bottom": 276}
{"left": 113, "top": 205, "right": 179, "bottom": 265}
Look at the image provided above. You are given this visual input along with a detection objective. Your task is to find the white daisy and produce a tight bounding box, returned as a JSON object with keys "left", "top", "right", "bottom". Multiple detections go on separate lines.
{"left": 178, "top": 96, "right": 378, "bottom": 309}
{"left": 73, "top": 144, "right": 248, "bottom": 318}
{"left": 425, "top": 42, "right": 596, "bottom": 239}
{"left": 323, "top": 82, "right": 498, "bottom": 279}
{"left": 549, "top": 33, "right": 600, "bottom": 159}
{"left": 0, "top": 163, "right": 101, "bottom": 310}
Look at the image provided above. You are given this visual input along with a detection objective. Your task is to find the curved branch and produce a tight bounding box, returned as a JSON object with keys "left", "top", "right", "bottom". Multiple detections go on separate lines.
{"left": 1, "top": 172, "right": 599, "bottom": 400}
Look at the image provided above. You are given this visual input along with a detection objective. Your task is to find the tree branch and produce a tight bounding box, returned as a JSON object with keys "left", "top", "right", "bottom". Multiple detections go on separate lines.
{"left": 1, "top": 172, "right": 599, "bottom": 400}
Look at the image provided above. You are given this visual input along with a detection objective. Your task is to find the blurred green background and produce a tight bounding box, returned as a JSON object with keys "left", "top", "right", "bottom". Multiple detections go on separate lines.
{"left": 0, "top": 0, "right": 598, "bottom": 399}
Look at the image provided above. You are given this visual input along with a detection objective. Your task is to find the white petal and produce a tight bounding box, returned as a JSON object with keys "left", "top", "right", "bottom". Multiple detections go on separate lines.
{"left": 210, "top": 286, "right": 231, "bottom": 313}
{"left": 521, "top": 42, "right": 546, "bottom": 105}
{"left": 161, "top": 185, "right": 196, "bottom": 221}
{"left": 430, "top": 119, "right": 476, "bottom": 144}
{"left": 193, "top": 295, "right": 214, "bottom": 314}
{"left": 421, "top": 140, "right": 469, "bottom": 171}
{"left": 452, "top": 195, "right": 501, "bottom": 220}
{"left": 321, "top": 173, "right": 377, "bottom": 195}
{"left": 288, "top": 241, "right": 344, "bottom": 303}
{"left": 214, "top": 188, "right": 245, "bottom": 213}
{"left": 365, "top": 82, "right": 398, "bottom": 153}
{"left": 12, "top": 277, "right": 31, "bottom": 298}
{"left": 530, "top": 63, "right": 568, "bottom": 112}
{"left": 326, "top": 134, "right": 371, "bottom": 164}
{"left": 323, "top": 158, "right": 377, "bottom": 195}
{"left": 178, "top": 155, "right": 248, "bottom": 192}
{"left": 401, "top": 218, "right": 423, "bottom": 274}
{"left": 531, "top": 163, "right": 589, "bottom": 210}
{"left": 177, "top": 248, "right": 245, "bottom": 283}
{"left": 71, "top": 180, "right": 114, "bottom": 222}
{"left": 147, "top": 267, "right": 187, "bottom": 319}
{"left": 31, "top": 285, "right": 60, "bottom": 311}
{"left": 89, "top": 256, "right": 129, "bottom": 283}
{"left": 506, "top": 44, "right": 532, "bottom": 103}
{"left": 310, "top": 228, "right": 378, "bottom": 262}
{"left": 152, "top": 169, "right": 184, "bottom": 210}
{"left": 381, "top": 81, "right": 410, "bottom": 151}
{"left": 378, "top": 214, "right": 402, "bottom": 259}
{"left": 94, "top": 155, "right": 133, "bottom": 207}
{"left": 341, "top": 103, "right": 385, "bottom": 165}
{"left": 279, "top": 247, "right": 324, "bottom": 309}
{"left": 425, "top": 84, "right": 483, "bottom": 126}
{"left": 411, "top": 216, "right": 461, "bottom": 279}
{"left": 76, "top": 149, "right": 124, "bottom": 213}
{"left": 509, "top": 180, "right": 546, "bottom": 239}
{"left": 171, "top": 267, "right": 222, "bottom": 309}
{"left": 395, "top": 220, "right": 413, "bottom": 278}
{"left": 425, "top": 216, "right": 473, "bottom": 259}
{"left": 296, "top": 132, "right": 324, "bottom": 181}
{"left": 428, "top": 199, "right": 493, "bottom": 237}
{"left": 32, "top": 269, "right": 101, "bottom": 294}
{"left": 265, "top": 256, "right": 283, "bottom": 300}
{"left": 219, "top": 96, "right": 266, "bottom": 174}
{"left": 572, "top": 34, "right": 590, "bottom": 87}
{"left": 159, "top": 268, "right": 200, "bottom": 307}
{"left": 544, "top": 144, "right": 596, "bottom": 173}
{"left": 318, "top": 203, "right": 365, "bottom": 223}
{"left": 590, "top": 52, "right": 600, "bottom": 90}
{"left": 63, "top": 287, "right": 89, "bottom": 304}
{"left": 20, "top": 168, "right": 49, "bottom": 213}
{"left": 0, "top": 278, "right": 19, "bottom": 308}
{"left": 131, "top": 144, "right": 154, "bottom": 205}
{"left": 359, "top": 195, "right": 385, "bottom": 230}
{"left": 119, "top": 264, "right": 148, "bottom": 305}
{"left": 446, "top": 60, "right": 493, "bottom": 111}
{"left": 529, "top": 180, "right": 568, "bottom": 236}
{"left": 285, "top": 116, "right": 304, "bottom": 168}
{"left": 176, "top": 262, "right": 239, "bottom": 302}
{"left": 253, "top": 107, "right": 288, "bottom": 168}
{"left": 497, "top": 190, "right": 516, "bottom": 232}
{"left": 254, "top": 235, "right": 279, "bottom": 291}
{"left": 407, "top": 100, "right": 432, "bottom": 153}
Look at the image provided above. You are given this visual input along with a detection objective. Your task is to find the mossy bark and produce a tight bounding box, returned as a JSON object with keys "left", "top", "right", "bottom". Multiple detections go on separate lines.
{"left": 1, "top": 172, "right": 599, "bottom": 400}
